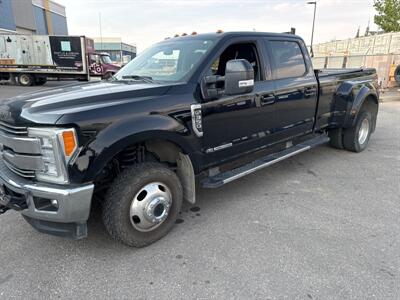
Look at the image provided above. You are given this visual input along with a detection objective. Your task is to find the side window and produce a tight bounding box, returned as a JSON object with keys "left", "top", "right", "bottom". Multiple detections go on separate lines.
{"left": 210, "top": 43, "right": 260, "bottom": 81}
{"left": 90, "top": 54, "right": 100, "bottom": 64}
{"left": 269, "top": 41, "right": 306, "bottom": 79}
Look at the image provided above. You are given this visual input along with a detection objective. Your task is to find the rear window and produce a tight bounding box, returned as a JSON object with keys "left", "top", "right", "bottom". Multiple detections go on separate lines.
{"left": 270, "top": 41, "right": 306, "bottom": 79}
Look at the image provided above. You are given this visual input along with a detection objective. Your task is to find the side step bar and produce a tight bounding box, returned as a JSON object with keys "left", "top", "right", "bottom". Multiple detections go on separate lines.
{"left": 201, "top": 135, "right": 330, "bottom": 188}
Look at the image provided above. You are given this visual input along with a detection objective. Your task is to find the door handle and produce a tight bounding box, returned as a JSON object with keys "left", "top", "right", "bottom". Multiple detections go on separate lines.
{"left": 259, "top": 94, "right": 276, "bottom": 105}
{"left": 304, "top": 87, "right": 317, "bottom": 97}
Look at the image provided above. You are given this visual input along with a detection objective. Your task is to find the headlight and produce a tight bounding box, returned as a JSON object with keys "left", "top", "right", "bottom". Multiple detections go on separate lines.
{"left": 28, "top": 127, "right": 78, "bottom": 184}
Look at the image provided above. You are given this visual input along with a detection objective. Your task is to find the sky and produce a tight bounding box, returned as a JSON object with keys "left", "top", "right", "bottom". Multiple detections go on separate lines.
{"left": 56, "top": 0, "right": 377, "bottom": 52}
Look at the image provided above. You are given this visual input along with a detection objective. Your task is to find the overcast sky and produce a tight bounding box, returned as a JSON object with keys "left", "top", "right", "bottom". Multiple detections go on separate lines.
{"left": 56, "top": 0, "right": 377, "bottom": 52}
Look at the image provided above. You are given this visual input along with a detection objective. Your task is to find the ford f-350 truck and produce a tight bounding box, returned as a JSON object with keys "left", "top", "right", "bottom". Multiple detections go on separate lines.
{"left": 0, "top": 32, "right": 379, "bottom": 247}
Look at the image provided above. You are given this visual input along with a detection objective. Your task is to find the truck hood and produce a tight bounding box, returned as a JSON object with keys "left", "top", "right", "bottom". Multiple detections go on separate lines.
{"left": 0, "top": 81, "right": 173, "bottom": 125}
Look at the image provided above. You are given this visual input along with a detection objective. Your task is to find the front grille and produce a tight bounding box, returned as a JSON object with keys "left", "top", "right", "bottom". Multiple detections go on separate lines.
{"left": 3, "top": 159, "right": 35, "bottom": 178}
{"left": 0, "top": 122, "right": 41, "bottom": 179}
{"left": 0, "top": 121, "right": 28, "bottom": 135}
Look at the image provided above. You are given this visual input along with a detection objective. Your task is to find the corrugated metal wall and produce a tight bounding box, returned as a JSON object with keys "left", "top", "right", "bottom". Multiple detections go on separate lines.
{"left": 314, "top": 32, "right": 400, "bottom": 57}
{"left": 11, "top": 0, "right": 36, "bottom": 32}
{"left": 312, "top": 54, "right": 399, "bottom": 88}
{"left": 51, "top": 12, "right": 68, "bottom": 35}
{"left": 33, "top": 6, "right": 48, "bottom": 35}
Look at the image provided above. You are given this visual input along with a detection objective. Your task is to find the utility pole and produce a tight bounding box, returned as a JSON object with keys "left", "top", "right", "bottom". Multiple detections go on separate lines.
{"left": 99, "top": 12, "right": 103, "bottom": 51}
{"left": 307, "top": 1, "right": 317, "bottom": 57}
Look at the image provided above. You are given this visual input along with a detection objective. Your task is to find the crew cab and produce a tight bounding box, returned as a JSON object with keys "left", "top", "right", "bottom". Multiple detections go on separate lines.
{"left": 0, "top": 32, "right": 379, "bottom": 247}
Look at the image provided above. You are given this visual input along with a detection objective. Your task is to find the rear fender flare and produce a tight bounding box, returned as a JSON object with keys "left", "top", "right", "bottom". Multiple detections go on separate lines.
{"left": 343, "top": 83, "right": 378, "bottom": 128}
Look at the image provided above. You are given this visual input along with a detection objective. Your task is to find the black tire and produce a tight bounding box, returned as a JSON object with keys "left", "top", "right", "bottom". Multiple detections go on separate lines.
{"left": 35, "top": 77, "right": 47, "bottom": 86}
{"left": 103, "top": 72, "right": 114, "bottom": 80}
{"left": 395, "top": 65, "right": 400, "bottom": 85}
{"left": 328, "top": 128, "right": 344, "bottom": 149}
{"left": 102, "top": 162, "right": 183, "bottom": 247}
{"left": 18, "top": 73, "right": 34, "bottom": 86}
{"left": 343, "top": 110, "right": 373, "bottom": 152}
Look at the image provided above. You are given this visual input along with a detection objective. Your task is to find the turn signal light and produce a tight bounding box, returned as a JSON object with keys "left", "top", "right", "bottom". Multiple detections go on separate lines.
{"left": 62, "top": 130, "right": 77, "bottom": 156}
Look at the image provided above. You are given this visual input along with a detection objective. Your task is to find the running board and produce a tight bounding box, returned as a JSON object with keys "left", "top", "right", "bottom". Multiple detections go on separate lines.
{"left": 201, "top": 135, "right": 330, "bottom": 188}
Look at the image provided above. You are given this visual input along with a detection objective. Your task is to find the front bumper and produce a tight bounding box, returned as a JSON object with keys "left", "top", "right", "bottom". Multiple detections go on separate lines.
{"left": 0, "top": 160, "right": 94, "bottom": 239}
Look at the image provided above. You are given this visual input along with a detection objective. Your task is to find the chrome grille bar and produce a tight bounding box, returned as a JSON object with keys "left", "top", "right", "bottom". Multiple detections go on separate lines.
{"left": 3, "top": 160, "right": 35, "bottom": 178}
{"left": 0, "top": 121, "right": 28, "bottom": 135}
{"left": 2, "top": 150, "right": 44, "bottom": 171}
{"left": 0, "top": 122, "right": 42, "bottom": 179}
{"left": 0, "top": 132, "right": 41, "bottom": 154}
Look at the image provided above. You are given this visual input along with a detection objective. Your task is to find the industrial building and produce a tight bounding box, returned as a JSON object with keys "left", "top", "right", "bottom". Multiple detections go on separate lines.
{"left": 94, "top": 37, "right": 137, "bottom": 64}
{"left": 0, "top": 0, "right": 68, "bottom": 35}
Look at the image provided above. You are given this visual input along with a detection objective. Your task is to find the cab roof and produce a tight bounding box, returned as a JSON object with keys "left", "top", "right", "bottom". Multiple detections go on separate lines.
{"left": 164, "top": 31, "right": 303, "bottom": 42}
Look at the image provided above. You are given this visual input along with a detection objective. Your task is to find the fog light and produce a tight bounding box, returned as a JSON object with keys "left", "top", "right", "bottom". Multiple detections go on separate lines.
{"left": 51, "top": 199, "right": 59, "bottom": 208}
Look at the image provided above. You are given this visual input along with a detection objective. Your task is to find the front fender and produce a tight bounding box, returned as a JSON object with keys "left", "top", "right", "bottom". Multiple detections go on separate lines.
{"left": 343, "top": 82, "right": 378, "bottom": 128}
{"left": 70, "top": 114, "right": 198, "bottom": 183}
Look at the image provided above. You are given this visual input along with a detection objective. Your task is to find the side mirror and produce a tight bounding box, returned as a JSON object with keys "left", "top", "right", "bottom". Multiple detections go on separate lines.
{"left": 224, "top": 59, "right": 254, "bottom": 95}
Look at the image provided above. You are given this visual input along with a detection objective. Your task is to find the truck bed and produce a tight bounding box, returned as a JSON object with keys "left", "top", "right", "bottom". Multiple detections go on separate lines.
{"left": 316, "top": 68, "right": 377, "bottom": 79}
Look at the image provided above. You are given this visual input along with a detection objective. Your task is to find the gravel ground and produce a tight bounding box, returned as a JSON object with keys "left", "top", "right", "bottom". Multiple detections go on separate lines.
{"left": 0, "top": 82, "right": 399, "bottom": 300}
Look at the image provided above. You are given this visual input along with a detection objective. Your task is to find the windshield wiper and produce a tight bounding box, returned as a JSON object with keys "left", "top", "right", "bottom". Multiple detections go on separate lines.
{"left": 121, "top": 75, "right": 155, "bottom": 83}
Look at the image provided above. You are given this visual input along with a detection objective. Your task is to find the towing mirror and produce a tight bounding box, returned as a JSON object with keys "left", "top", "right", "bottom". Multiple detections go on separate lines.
{"left": 200, "top": 59, "right": 254, "bottom": 101}
{"left": 224, "top": 59, "right": 254, "bottom": 95}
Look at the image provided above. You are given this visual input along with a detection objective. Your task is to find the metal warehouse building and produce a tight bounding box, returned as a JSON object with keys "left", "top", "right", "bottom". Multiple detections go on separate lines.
{"left": 94, "top": 37, "right": 137, "bottom": 64}
{"left": 0, "top": 0, "right": 67, "bottom": 35}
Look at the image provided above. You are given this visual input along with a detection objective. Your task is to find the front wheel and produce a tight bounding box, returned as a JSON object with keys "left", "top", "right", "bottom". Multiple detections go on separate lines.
{"left": 343, "top": 110, "right": 373, "bottom": 152}
{"left": 102, "top": 162, "right": 183, "bottom": 247}
{"left": 103, "top": 72, "right": 114, "bottom": 80}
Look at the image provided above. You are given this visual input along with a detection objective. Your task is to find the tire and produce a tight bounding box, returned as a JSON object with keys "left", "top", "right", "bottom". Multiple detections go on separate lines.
{"left": 343, "top": 110, "right": 373, "bottom": 152}
{"left": 102, "top": 162, "right": 183, "bottom": 247}
{"left": 395, "top": 65, "right": 400, "bottom": 85}
{"left": 103, "top": 72, "right": 114, "bottom": 80}
{"left": 35, "top": 77, "right": 47, "bottom": 86}
{"left": 18, "top": 73, "right": 34, "bottom": 86}
{"left": 328, "top": 128, "right": 344, "bottom": 149}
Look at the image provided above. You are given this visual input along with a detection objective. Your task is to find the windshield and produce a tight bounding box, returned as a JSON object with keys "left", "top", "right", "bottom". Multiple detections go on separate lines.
{"left": 115, "top": 39, "right": 214, "bottom": 82}
{"left": 101, "top": 55, "right": 113, "bottom": 64}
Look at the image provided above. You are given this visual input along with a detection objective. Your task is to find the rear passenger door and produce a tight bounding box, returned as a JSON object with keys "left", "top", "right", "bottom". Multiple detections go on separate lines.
{"left": 264, "top": 38, "right": 318, "bottom": 141}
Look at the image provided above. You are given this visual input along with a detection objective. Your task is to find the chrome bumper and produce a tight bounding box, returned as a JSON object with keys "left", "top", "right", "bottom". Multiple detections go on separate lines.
{"left": 0, "top": 160, "right": 94, "bottom": 224}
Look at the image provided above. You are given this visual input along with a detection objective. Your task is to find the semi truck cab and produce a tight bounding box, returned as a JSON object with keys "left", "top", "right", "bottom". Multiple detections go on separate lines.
{"left": 88, "top": 52, "right": 120, "bottom": 79}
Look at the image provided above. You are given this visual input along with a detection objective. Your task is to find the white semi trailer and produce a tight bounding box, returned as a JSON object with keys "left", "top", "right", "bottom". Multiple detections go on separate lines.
{"left": 0, "top": 34, "right": 119, "bottom": 86}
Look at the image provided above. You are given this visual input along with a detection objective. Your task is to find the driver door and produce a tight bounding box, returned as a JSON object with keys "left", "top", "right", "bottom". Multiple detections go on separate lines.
{"left": 200, "top": 39, "right": 277, "bottom": 167}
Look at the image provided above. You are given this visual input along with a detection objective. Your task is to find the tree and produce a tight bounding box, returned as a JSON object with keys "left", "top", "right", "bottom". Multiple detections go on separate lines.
{"left": 374, "top": 0, "right": 400, "bottom": 32}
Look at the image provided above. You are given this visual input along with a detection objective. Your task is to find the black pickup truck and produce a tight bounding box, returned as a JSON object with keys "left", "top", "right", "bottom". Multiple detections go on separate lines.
{"left": 0, "top": 32, "right": 379, "bottom": 247}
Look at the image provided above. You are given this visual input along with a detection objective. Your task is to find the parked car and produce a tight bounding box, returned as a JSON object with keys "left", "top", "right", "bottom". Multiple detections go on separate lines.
{"left": 0, "top": 32, "right": 379, "bottom": 247}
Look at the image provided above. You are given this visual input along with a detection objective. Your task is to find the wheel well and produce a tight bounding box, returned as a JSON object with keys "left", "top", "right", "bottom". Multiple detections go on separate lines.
{"left": 361, "top": 96, "right": 379, "bottom": 131}
{"left": 93, "top": 139, "right": 188, "bottom": 198}
{"left": 361, "top": 96, "right": 378, "bottom": 117}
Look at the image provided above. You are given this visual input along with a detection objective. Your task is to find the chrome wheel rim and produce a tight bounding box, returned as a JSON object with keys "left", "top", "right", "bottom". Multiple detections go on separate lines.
{"left": 129, "top": 182, "right": 172, "bottom": 232}
{"left": 358, "top": 118, "right": 370, "bottom": 145}
{"left": 19, "top": 75, "right": 30, "bottom": 85}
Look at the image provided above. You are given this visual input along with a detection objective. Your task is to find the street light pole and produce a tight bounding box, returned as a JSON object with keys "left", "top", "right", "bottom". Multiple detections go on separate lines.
{"left": 99, "top": 12, "right": 103, "bottom": 51}
{"left": 307, "top": 1, "right": 317, "bottom": 57}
